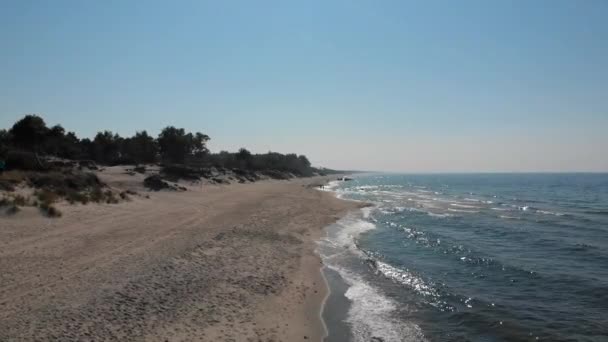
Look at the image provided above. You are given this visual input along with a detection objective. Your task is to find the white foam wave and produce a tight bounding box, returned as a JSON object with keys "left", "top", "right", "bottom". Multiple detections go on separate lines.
{"left": 323, "top": 180, "right": 341, "bottom": 190}
{"left": 333, "top": 219, "right": 376, "bottom": 250}
{"left": 356, "top": 185, "right": 379, "bottom": 190}
{"left": 536, "top": 210, "right": 565, "bottom": 216}
{"left": 427, "top": 212, "right": 453, "bottom": 218}
{"left": 331, "top": 267, "right": 426, "bottom": 342}
{"left": 447, "top": 208, "right": 479, "bottom": 213}
{"left": 361, "top": 206, "right": 373, "bottom": 218}
{"left": 376, "top": 261, "right": 438, "bottom": 298}
{"left": 450, "top": 203, "right": 481, "bottom": 209}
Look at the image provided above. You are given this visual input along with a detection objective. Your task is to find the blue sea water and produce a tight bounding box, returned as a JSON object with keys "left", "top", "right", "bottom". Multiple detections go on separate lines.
{"left": 318, "top": 173, "right": 608, "bottom": 342}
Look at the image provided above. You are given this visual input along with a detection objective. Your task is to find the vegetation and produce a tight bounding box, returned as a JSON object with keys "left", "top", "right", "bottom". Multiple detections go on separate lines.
{"left": 0, "top": 114, "right": 342, "bottom": 215}
{"left": 0, "top": 114, "right": 330, "bottom": 176}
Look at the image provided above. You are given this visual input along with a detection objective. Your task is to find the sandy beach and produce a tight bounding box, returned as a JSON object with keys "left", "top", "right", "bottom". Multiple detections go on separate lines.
{"left": 0, "top": 169, "right": 360, "bottom": 341}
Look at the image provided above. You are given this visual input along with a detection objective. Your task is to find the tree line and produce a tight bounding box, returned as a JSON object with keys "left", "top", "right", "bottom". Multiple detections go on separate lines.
{"left": 0, "top": 114, "right": 317, "bottom": 176}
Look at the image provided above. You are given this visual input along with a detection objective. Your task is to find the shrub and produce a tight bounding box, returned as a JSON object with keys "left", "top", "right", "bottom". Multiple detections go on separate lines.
{"left": 5, "top": 150, "right": 44, "bottom": 171}
{"left": 161, "top": 164, "right": 201, "bottom": 181}
{"left": 0, "top": 197, "right": 10, "bottom": 206}
{"left": 0, "top": 179, "right": 15, "bottom": 192}
{"left": 28, "top": 170, "right": 101, "bottom": 191}
{"left": 66, "top": 190, "right": 89, "bottom": 204}
{"left": 144, "top": 175, "right": 171, "bottom": 191}
{"left": 6, "top": 204, "right": 20, "bottom": 215}
{"left": 12, "top": 194, "right": 28, "bottom": 206}
{"left": 133, "top": 165, "right": 146, "bottom": 174}
{"left": 39, "top": 202, "right": 62, "bottom": 217}
{"left": 104, "top": 190, "right": 118, "bottom": 204}
{"left": 35, "top": 189, "right": 59, "bottom": 205}
{"left": 90, "top": 188, "right": 104, "bottom": 202}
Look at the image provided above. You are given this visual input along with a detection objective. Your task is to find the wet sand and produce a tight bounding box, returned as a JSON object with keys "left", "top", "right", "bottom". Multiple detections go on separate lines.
{"left": 0, "top": 171, "right": 360, "bottom": 341}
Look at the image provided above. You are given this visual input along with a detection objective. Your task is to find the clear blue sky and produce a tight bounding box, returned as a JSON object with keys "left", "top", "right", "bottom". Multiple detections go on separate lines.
{"left": 1, "top": 0, "right": 607, "bottom": 172}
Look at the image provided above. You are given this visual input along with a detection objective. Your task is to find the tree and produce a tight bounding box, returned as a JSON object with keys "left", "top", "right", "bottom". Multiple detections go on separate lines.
{"left": 92, "top": 131, "right": 122, "bottom": 164}
{"left": 157, "top": 126, "right": 210, "bottom": 163}
{"left": 236, "top": 148, "right": 252, "bottom": 169}
{"left": 192, "top": 132, "right": 210, "bottom": 157}
{"left": 59, "top": 131, "right": 83, "bottom": 159}
{"left": 157, "top": 127, "right": 187, "bottom": 163}
{"left": 122, "top": 131, "right": 158, "bottom": 164}
{"left": 0, "top": 129, "right": 11, "bottom": 158}
{"left": 9, "top": 115, "right": 49, "bottom": 151}
{"left": 45, "top": 124, "right": 66, "bottom": 156}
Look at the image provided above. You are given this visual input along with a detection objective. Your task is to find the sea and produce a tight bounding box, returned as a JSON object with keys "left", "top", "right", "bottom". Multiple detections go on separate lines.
{"left": 317, "top": 173, "right": 608, "bottom": 342}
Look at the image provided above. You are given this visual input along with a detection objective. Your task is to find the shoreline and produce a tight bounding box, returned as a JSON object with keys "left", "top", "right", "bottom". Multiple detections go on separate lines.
{"left": 315, "top": 176, "right": 366, "bottom": 342}
{"left": 0, "top": 172, "right": 361, "bottom": 341}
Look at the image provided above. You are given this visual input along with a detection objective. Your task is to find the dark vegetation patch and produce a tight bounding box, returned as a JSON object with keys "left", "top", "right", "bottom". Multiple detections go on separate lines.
{"left": 144, "top": 175, "right": 186, "bottom": 192}
{"left": 0, "top": 166, "right": 127, "bottom": 217}
{"left": 0, "top": 196, "right": 21, "bottom": 215}
{"left": 133, "top": 165, "right": 146, "bottom": 174}
{"left": 0, "top": 114, "right": 340, "bottom": 182}
{"left": 39, "top": 201, "right": 62, "bottom": 217}
{"left": 161, "top": 164, "right": 203, "bottom": 182}
{"left": 6, "top": 204, "right": 20, "bottom": 215}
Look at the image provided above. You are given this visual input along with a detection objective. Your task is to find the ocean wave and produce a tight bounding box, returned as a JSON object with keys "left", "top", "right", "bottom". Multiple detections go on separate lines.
{"left": 499, "top": 215, "right": 521, "bottom": 220}
{"left": 341, "top": 271, "right": 427, "bottom": 342}
{"left": 448, "top": 208, "right": 479, "bottom": 213}
{"left": 361, "top": 206, "right": 374, "bottom": 219}
{"left": 356, "top": 185, "right": 379, "bottom": 190}
{"left": 323, "top": 180, "right": 341, "bottom": 191}
{"left": 583, "top": 209, "right": 608, "bottom": 216}
{"left": 417, "top": 189, "right": 433, "bottom": 194}
{"left": 333, "top": 218, "right": 376, "bottom": 249}
{"left": 536, "top": 210, "right": 566, "bottom": 217}
{"left": 375, "top": 261, "right": 439, "bottom": 298}
{"left": 463, "top": 198, "right": 481, "bottom": 202}
{"left": 319, "top": 208, "right": 427, "bottom": 341}
{"left": 450, "top": 203, "right": 482, "bottom": 209}
{"left": 427, "top": 212, "right": 453, "bottom": 218}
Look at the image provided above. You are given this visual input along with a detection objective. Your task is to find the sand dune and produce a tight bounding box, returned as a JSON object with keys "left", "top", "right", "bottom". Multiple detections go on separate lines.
{"left": 0, "top": 173, "right": 359, "bottom": 341}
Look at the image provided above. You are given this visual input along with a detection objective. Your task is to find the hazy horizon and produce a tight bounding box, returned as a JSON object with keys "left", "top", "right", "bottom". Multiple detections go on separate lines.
{"left": 1, "top": 1, "right": 607, "bottom": 172}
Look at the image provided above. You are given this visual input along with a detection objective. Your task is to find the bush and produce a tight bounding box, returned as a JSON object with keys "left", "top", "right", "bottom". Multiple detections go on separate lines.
{"left": 119, "top": 191, "right": 131, "bottom": 201}
{"left": 0, "top": 169, "right": 27, "bottom": 183}
{"left": 144, "top": 175, "right": 171, "bottom": 191}
{"left": 5, "top": 150, "right": 44, "bottom": 171}
{"left": 161, "top": 164, "right": 202, "bottom": 181}
{"left": 39, "top": 202, "right": 62, "bottom": 217}
{"left": 134, "top": 165, "right": 146, "bottom": 174}
{"left": 13, "top": 194, "right": 28, "bottom": 206}
{"left": 90, "top": 188, "right": 104, "bottom": 203}
{"left": 35, "top": 189, "right": 59, "bottom": 205}
{"left": 78, "top": 160, "right": 98, "bottom": 170}
{"left": 28, "top": 170, "right": 101, "bottom": 191}
{"left": 6, "top": 204, "right": 20, "bottom": 215}
{"left": 0, "top": 197, "right": 10, "bottom": 206}
{"left": 104, "top": 190, "right": 118, "bottom": 204}
{"left": 66, "top": 190, "right": 89, "bottom": 204}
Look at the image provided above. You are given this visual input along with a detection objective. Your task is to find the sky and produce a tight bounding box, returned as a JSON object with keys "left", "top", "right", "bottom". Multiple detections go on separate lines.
{"left": 1, "top": 0, "right": 607, "bottom": 172}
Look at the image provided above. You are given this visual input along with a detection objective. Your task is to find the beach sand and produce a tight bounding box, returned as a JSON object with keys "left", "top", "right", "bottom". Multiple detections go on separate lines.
{"left": 0, "top": 170, "right": 360, "bottom": 341}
